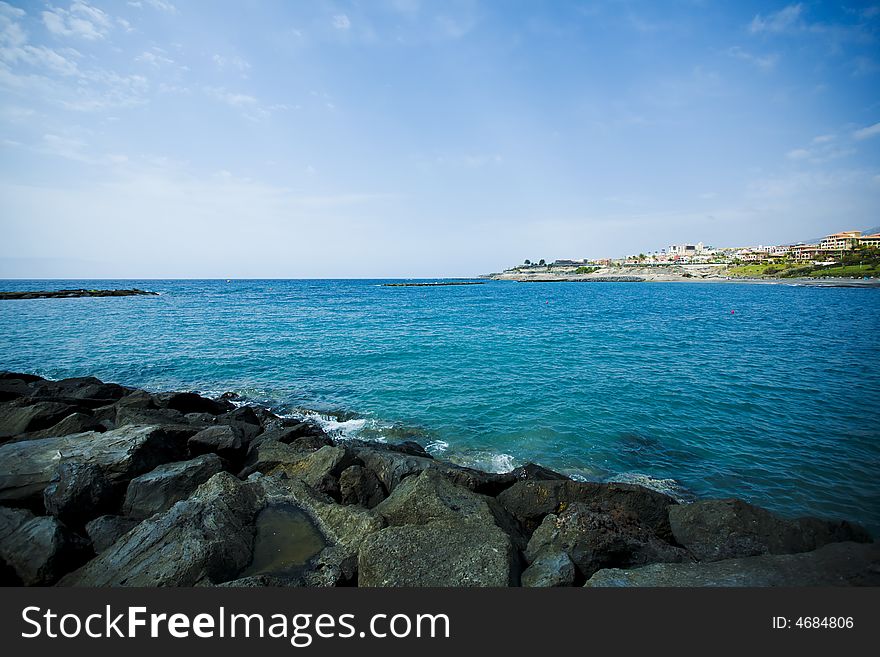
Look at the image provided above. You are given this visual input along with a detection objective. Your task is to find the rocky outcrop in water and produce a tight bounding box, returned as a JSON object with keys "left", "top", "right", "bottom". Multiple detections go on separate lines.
{"left": 0, "top": 371, "right": 875, "bottom": 587}
{"left": 0, "top": 289, "right": 158, "bottom": 300}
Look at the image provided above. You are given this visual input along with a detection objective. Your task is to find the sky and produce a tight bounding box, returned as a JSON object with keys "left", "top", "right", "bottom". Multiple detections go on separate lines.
{"left": 1, "top": 0, "right": 879, "bottom": 278}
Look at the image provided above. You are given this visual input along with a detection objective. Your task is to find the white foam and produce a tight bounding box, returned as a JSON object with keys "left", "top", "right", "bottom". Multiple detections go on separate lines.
{"left": 608, "top": 472, "right": 694, "bottom": 502}
{"left": 425, "top": 439, "right": 449, "bottom": 454}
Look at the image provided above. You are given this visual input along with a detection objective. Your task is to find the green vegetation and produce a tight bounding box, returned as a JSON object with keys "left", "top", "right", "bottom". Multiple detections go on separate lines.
{"left": 574, "top": 266, "right": 598, "bottom": 275}
{"left": 727, "top": 247, "right": 880, "bottom": 279}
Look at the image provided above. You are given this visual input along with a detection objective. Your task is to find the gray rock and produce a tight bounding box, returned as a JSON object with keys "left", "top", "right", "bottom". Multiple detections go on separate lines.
{"left": 521, "top": 550, "right": 576, "bottom": 587}
{"left": 154, "top": 392, "right": 231, "bottom": 416}
{"left": 43, "top": 461, "right": 115, "bottom": 525}
{"left": 115, "top": 406, "right": 189, "bottom": 428}
{"left": 239, "top": 439, "right": 316, "bottom": 477}
{"left": 84, "top": 515, "right": 140, "bottom": 553}
{"left": 269, "top": 445, "right": 354, "bottom": 497}
{"left": 0, "top": 425, "right": 186, "bottom": 506}
{"left": 358, "top": 519, "right": 517, "bottom": 587}
{"left": 584, "top": 541, "right": 880, "bottom": 587}
{"left": 526, "top": 503, "right": 687, "bottom": 579}
{"left": 0, "top": 401, "right": 79, "bottom": 440}
{"left": 0, "top": 514, "right": 89, "bottom": 585}
{"left": 22, "top": 413, "right": 106, "bottom": 440}
{"left": 61, "top": 472, "right": 260, "bottom": 586}
{"left": 498, "top": 479, "right": 677, "bottom": 538}
{"left": 122, "top": 454, "right": 225, "bottom": 519}
{"left": 668, "top": 499, "right": 873, "bottom": 562}
{"left": 0, "top": 506, "right": 33, "bottom": 541}
{"left": 339, "top": 465, "right": 386, "bottom": 508}
{"left": 188, "top": 425, "right": 246, "bottom": 460}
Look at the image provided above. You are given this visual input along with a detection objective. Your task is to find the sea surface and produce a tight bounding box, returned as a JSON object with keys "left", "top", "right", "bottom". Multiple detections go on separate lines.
{"left": 1, "top": 278, "right": 878, "bottom": 532}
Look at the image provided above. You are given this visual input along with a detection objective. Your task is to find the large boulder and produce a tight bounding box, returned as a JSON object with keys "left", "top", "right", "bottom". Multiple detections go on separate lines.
{"left": 43, "top": 461, "right": 115, "bottom": 526}
{"left": 114, "top": 406, "right": 191, "bottom": 428}
{"left": 498, "top": 479, "right": 677, "bottom": 538}
{"left": 668, "top": 499, "right": 873, "bottom": 562}
{"left": 84, "top": 515, "right": 141, "bottom": 553}
{"left": 0, "top": 511, "right": 90, "bottom": 585}
{"left": 584, "top": 541, "right": 880, "bottom": 587}
{"left": 29, "top": 377, "right": 129, "bottom": 406}
{"left": 339, "top": 465, "right": 386, "bottom": 508}
{"left": 525, "top": 502, "right": 687, "bottom": 580}
{"left": 22, "top": 413, "right": 106, "bottom": 441}
{"left": 520, "top": 551, "right": 577, "bottom": 587}
{"left": 239, "top": 439, "right": 318, "bottom": 478}
{"left": 61, "top": 472, "right": 260, "bottom": 586}
{"left": 122, "top": 454, "right": 225, "bottom": 519}
{"left": 269, "top": 445, "right": 354, "bottom": 497}
{"left": 0, "top": 401, "right": 80, "bottom": 440}
{"left": 154, "top": 392, "right": 231, "bottom": 416}
{"left": 0, "top": 425, "right": 187, "bottom": 507}
{"left": 188, "top": 425, "right": 247, "bottom": 461}
{"left": 358, "top": 520, "right": 518, "bottom": 587}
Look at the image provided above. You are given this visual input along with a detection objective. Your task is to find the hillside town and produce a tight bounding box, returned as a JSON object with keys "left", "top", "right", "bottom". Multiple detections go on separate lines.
{"left": 514, "top": 229, "right": 880, "bottom": 269}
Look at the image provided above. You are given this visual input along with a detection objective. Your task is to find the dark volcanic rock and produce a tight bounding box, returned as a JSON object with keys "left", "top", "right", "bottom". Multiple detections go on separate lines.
{"left": 0, "top": 372, "right": 43, "bottom": 383}
{"left": 510, "top": 463, "right": 569, "bottom": 482}
{"left": 668, "top": 499, "right": 872, "bottom": 561}
{"left": 584, "top": 541, "right": 880, "bottom": 587}
{"left": 520, "top": 550, "right": 577, "bottom": 587}
{"left": 498, "top": 479, "right": 677, "bottom": 538}
{"left": 29, "top": 377, "right": 128, "bottom": 404}
{"left": 0, "top": 377, "right": 34, "bottom": 402}
{"left": 256, "top": 423, "right": 333, "bottom": 450}
{"left": 122, "top": 454, "right": 225, "bottom": 519}
{"left": 339, "top": 465, "right": 386, "bottom": 508}
{"left": 115, "top": 406, "right": 191, "bottom": 428}
{"left": 0, "top": 401, "right": 80, "bottom": 440}
{"left": 270, "top": 445, "right": 355, "bottom": 497}
{"left": 188, "top": 425, "right": 246, "bottom": 461}
{"left": 22, "top": 413, "right": 106, "bottom": 441}
{"left": 43, "top": 461, "right": 115, "bottom": 526}
{"left": 61, "top": 473, "right": 260, "bottom": 586}
{"left": 0, "top": 511, "right": 90, "bottom": 585}
{"left": 358, "top": 520, "right": 517, "bottom": 587}
{"left": 0, "top": 425, "right": 187, "bottom": 507}
{"left": 525, "top": 503, "right": 687, "bottom": 580}
{"left": 239, "top": 439, "right": 316, "bottom": 478}
{"left": 84, "top": 515, "right": 140, "bottom": 553}
{"left": 155, "top": 392, "right": 231, "bottom": 416}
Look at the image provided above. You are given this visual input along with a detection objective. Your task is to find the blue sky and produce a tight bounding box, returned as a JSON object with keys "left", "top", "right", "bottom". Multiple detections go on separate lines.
{"left": 1, "top": 0, "right": 879, "bottom": 277}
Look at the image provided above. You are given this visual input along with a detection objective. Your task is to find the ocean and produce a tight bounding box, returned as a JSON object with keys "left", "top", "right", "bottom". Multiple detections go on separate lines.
{"left": 1, "top": 278, "right": 878, "bottom": 532}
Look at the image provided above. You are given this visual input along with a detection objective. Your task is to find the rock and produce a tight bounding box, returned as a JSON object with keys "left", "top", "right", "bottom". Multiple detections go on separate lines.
{"left": 61, "top": 472, "right": 260, "bottom": 586}
{"left": 239, "top": 439, "right": 318, "bottom": 478}
{"left": 0, "top": 401, "right": 80, "bottom": 440}
{"left": 0, "top": 425, "right": 187, "bottom": 507}
{"left": 184, "top": 412, "right": 218, "bottom": 425}
{"left": 122, "top": 454, "right": 225, "bottom": 519}
{"left": 339, "top": 465, "right": 386, "bottom": 508}
{"left": 0, "top": 514, "right": 90, "bottom": 585}
{"left": 510, "top": 463, "right": 569, "bottom": 481}
{"left": 30, "top": 377, "right": 128, "bottom": 404}
{"left": 0, "top": 378, "right": 34, "bottom": 402}
{"left": 270, "top": 445, "right": 354, "bottom": 497}
{"left": 0, "top": 506, "right": 34, "bottom": 540}
{"left": 222, "top": 406, "right": 261, "bottom": 426}
{"left": 525, "top": 503, "right": 687, "bottom": 580}
{"left": 43, "top": 462, "right": 116, "bottom": 526}
{"left": 84, "top": 515, "right": 140, "bottom": 553}
{"left": 0, "top": 372, "right": 42, "bottom": 383}
{"left": 114, "top": 390, "right": 157, "bottom": 410}
{"left": 155, "top": 392, "right": 232, "bottom": 416}
{"left": 22, "top": 413, "right": 106, "bottom": 441}
{"left": 375, "top": 468, "right": 506, "bottom": 529}
{"left": 497, "top": 479, "right": 677, "bottom": 538}
{"left": 584, "top": 541, "right": 880, "bottom": 587}
{"left": 262, "top": 422, "right": 331, "bottom": 447}
{"left": 668, "top": 499, "right": 873, "bottom": 562}
{"left": 115, "top": 406, "right": 191, "bottom": 428}
{"left": 521, "top": 551, "right": 577, "bottom": 587}
{"left": 188, "top": 425, "right": 246, "bottom": 461}
{"left": 358, "top": 519, "right": 517, "bottom": 587}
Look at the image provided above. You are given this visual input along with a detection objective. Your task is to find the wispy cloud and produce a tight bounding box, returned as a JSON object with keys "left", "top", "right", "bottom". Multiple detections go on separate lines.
{"left": 727, "top": 46, "right": 779, "bottom": 70}
{"left": 212, "top": 54, "right": 250, "bottom": 75}
{"left": 42, "top": 1, "right": 112, "bottom": 41}
{"left": 853, "top": 122, "right": 880, "bottom": 140}
{"left": 332, "top": 14, "right": 351, "bottom": 30}
{"left": 749, "top": 4, "right": 803, "bottom": 35}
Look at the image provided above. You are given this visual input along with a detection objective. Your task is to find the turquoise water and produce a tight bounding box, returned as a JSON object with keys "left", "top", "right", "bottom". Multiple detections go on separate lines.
{"left": 1, "top": 279, "right": 878, "bottom": 532}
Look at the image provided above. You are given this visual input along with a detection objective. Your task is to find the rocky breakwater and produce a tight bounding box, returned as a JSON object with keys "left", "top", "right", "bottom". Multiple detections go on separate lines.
{"left": 0, "top": 371, "right": 876, "bottom": 587}
{"left": 0, "top": 289, "right": 158, "bottom": 300}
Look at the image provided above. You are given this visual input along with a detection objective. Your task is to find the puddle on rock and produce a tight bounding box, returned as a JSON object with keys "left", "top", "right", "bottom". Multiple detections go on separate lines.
{"left": 241, "top": 504, "right": 327, "bottom": 578}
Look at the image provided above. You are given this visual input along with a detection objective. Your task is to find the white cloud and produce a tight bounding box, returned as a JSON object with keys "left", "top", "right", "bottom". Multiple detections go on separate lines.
{"left": 143, "top": 0, "right": 177, "bottom": 13}
{"left": 0, "top": 2, "right": 25, "bottom": 19}
{"left": 787, "top": 148, "right": 810, "bottom": 160}
{"left": 727, "top": 46, "right": 778, "bottom": 70}
{"left": 853, "top": 122, "right": 880, "bottom": 140}
{"left": 42, "top": 1, "right": 113, "bottom": 40}
{"left": 749, "top": 4, "right": 803, "bottom": 34}
{"left": 135, "top": 50, "right": 174, "bottom": 68}
{"left": 332, "top": 14, "right": 351, "bottom": 30}
{"left": 212, "top": 54, "right": 250, "bottom": 74}
{"left": 812, "top": 134, "right": 835, "bottom": 144}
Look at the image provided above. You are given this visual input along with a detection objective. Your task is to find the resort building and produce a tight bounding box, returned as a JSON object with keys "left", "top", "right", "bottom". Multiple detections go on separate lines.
{"left": 668, "top": 242, "right": 706, "bottom": 256}
{"left": 819, "top": 231, "right": 862, "bottom": 251}
{"left": 858, "top": 233, "right": 880, "bottom": 248}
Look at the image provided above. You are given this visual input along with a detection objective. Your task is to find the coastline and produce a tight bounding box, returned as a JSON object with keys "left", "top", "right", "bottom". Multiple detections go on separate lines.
{"left": 0, "top": 372, "right": 876, "bottom": 587}
{"left": 486, "top": 269, "right": 880, "bottom": 286}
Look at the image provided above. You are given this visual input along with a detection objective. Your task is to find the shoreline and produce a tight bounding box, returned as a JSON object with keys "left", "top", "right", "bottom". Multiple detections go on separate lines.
{"left": 0, "top": 372, "right": 876, "bottom": 587}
